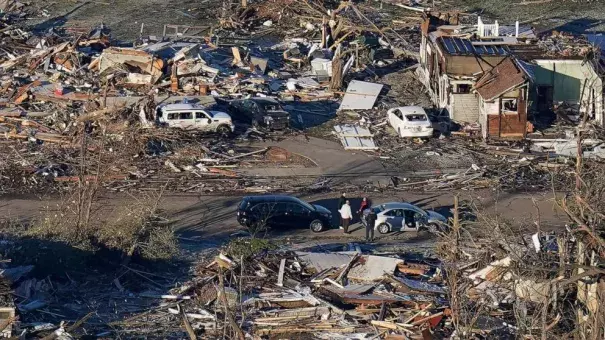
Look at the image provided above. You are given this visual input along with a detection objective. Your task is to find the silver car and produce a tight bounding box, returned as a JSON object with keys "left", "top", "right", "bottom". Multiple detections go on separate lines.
{"left": 362, "top": 202, "right": 447, "bottom": 234}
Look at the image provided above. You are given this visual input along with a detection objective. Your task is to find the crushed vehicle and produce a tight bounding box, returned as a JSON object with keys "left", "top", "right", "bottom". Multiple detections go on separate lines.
{"left": 237, "top": 195, "right": 332, "bottom": 232}
{"left": 361, "top": 202, "right": 447, "bottom": 234}
{"left": 156, "top": 103, "right": 234, "bottom": 134}
{"left": 228, "top": 98, "right": 291, "bottom": 130}
{"left": 387, "top": 106, "right": 434, "bottom": 138}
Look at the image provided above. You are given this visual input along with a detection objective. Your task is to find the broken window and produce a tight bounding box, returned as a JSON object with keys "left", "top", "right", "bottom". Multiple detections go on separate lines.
{"left": 195, "top": 112, "right": 208, "bottom": 119}
{"left": 406, "top": 114, "right": 428, "bottom": 121}
{"left": 501, "top": 99, "right": 518, "bottom": 112}
{"left": 179, "top": 112, "right": 193, "bottom": 120}
{"left": 167, "top": 112, "right": 178, "bottom": 120}
{"left": 395, "top": 110, "right": 404, "bottom": 120}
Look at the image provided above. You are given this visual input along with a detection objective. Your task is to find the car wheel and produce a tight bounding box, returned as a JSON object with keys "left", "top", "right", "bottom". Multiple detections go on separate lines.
{"left": 377, "top": 223, "right": 390, "bottom": 234}
{"left": 426, "top": 223, "right": 439, "bottom": 233}
{"left": 216, "top": 124, "right": 231, "bottom": 137}
{"left": 310, "top": 220, "right": 324, "bottom": 232}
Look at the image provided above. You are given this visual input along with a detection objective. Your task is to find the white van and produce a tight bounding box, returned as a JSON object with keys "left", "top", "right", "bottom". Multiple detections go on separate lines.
{"left": 157, "top": 103, "right": 235, "bottom": 135}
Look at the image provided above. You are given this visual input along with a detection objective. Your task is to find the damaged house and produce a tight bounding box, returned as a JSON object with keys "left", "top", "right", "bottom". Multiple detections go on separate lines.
{"left": 417, "top": 14, "right": 535, "bottom": 125}
{"left": 475, "top": 58, "right": 530, "bottom": 139}
{"left": 418, "top": 14, "right": 604, "bottom": 139}
{"left": 526, "top": 57, "right": 604, "bottom": 128}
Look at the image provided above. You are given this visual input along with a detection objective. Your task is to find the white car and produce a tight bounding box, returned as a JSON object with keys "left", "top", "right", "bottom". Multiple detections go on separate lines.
{"left": 362, "top": 202, "right": 447, "bottom": 234}
{"left": 387, "top": 106, "right": 434, "bottom": 138}
{"left": 157, "top": 103, "right": 235, "bottom": 134}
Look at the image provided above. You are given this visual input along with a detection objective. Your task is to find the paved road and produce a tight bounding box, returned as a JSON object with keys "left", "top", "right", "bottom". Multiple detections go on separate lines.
{"left": 0, "top": 136, "right": 567, "bottom": 246}
{"left": 0, "top": 189, "right": 565, "bottom": 240}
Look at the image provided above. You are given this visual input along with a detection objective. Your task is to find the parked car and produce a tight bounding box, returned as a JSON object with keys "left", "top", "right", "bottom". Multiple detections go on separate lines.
{"left": 387, "top": 106, "right": 434, "bottom": 138}
{"left": 237, "top": 195, "right": 332, "bottom": 232}
{"left": 361, "top": 202, "right": 447, "bottom": 234}
{"left": 156, "top": 103, "right": 234, "bottom": 135}
{"left": 228, "top": 98, "right": 290, "bottom": 130}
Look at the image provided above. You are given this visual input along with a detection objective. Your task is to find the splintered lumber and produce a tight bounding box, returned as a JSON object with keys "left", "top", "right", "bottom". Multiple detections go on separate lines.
{"left": 218, "top": 268, "right": 245, "bottom": 340}
{"left": 76, "top": 107, "right": 115, "bottom": 122}
{"left": 277, "top": 259, "right": 286, "bottom": 287}
{"left": 256, "top": 325, "right": 356, "bottom": 335}
{"left": 180, "top": 304, "right": 197, "bottom": 340}
{"left": 371, "top": 320, "right": 399, "bottom": 330}
{"left": 411, "top": 311, "right": 444, "bottom": 326}
{"left": 335, "top": 252, "right": 360, "bottom": 284}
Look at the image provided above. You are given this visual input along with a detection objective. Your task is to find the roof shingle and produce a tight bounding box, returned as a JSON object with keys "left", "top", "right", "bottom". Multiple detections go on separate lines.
{"left": 475, "top": 58, "right": 527, "bottom": 101}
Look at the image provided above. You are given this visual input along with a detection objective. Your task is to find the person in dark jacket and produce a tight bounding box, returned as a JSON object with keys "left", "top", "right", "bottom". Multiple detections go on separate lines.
{"left": 338, "top": 193, "right": 346, "bottom": 209}
{"left": 338, "top": 193, "right": 346, "bottom": 229}
{"left": 365, "top": 208, "right": 377, "bottom": 242}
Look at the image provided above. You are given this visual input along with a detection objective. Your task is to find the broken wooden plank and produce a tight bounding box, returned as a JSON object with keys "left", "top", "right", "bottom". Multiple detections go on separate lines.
{"left": 277, "top": 259, "right": 286, "bottom": 287}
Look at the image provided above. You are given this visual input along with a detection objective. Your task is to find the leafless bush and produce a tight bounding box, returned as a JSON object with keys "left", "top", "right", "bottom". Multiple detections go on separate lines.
{"left": 22, "top": 191, "right": 178, "bottom": 261}
{"left": 438, "top": 157, "right": 605, "bottom": 339}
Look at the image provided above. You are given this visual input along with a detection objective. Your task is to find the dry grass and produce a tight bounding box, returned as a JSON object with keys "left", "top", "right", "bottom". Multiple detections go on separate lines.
{"left": 19, "top": 191, "right": 179, "bottom": 261}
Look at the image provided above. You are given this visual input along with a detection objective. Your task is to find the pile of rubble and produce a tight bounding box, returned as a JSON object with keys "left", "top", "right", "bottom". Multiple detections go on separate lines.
{"left": 3, "top": 228, "right": 596, "bottom": 339}
{"left": 0, "top": 0, "right": 428, "bottom": 195}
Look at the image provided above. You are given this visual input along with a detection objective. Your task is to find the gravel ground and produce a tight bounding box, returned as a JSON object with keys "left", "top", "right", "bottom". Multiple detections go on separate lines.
{"left": 441, "top": 0, "right": 605, "bottom": 34}
{"left": 27, "top": 0, "right": 222, "bottom": 41}
{"left": 26, "top": 0, "right": 605, "bottom": 42}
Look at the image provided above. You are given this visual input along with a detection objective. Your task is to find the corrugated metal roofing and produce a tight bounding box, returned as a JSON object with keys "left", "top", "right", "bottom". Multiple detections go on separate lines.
{"left": 439, "top": 37, "right": 509, "bottom": 56}
{"left": 516, "top": 60, "right": 536, "bottom": 81}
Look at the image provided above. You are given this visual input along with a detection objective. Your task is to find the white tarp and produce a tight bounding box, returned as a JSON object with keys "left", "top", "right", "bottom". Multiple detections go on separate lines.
{"left": 339, "top": 80, "right": 383, "bottom": 110}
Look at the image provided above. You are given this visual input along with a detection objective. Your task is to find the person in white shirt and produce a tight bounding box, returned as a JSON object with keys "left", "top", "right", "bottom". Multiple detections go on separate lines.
{"left": 339, "top": 200, "right": 352, "bottom": 234}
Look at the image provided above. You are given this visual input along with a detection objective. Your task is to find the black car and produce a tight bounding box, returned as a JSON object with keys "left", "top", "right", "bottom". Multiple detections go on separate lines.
{"left": 228, "top": 98, "right": 290, "bottom": 130}
{"left": 236, "top": 195, "right": 332, "bottom": 232}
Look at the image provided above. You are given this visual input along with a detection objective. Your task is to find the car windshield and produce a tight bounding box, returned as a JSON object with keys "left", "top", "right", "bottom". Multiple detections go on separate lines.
{"left": 238, "top": 200, "right": 250, "bottom": 210}
{"left": 372, "top": 205, "right": 386, "bottom": 214}
{"left": 406, "top": 114, "right": 428, "bottom": 121}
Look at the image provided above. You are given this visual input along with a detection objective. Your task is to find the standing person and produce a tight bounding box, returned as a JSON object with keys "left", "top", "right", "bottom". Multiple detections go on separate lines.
{"left": 365, "top": 208, "right": 377, "bottom": 242}
{"left": 338, "top": 193, "right": 346, "bottom": 229}
{"left": 339, "top": 200, "right": 352, "bottom": 234}
{"left": 358, "top": 197, "right": 369, "bottom": 216}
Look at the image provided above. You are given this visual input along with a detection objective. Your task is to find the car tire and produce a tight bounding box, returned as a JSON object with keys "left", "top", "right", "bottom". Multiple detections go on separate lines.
{"left": 216, "top": 124, "right": 231, "bottom": 137}
{"left": 310, "top": 220, "right": 324, "bottom": 232}
{"left": 426, "top": 223, "right": 439, "bottom": 233}
{"left": 377, "top": 223, "right": 390, "bottom": 234}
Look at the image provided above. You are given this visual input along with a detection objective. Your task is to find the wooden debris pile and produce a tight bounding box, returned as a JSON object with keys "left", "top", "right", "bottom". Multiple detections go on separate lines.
{"left": 438, "top": 210, "right": 605, "bottom": 339}
{"left": 173, "top": 246, "right": 452, "bottom": 339}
